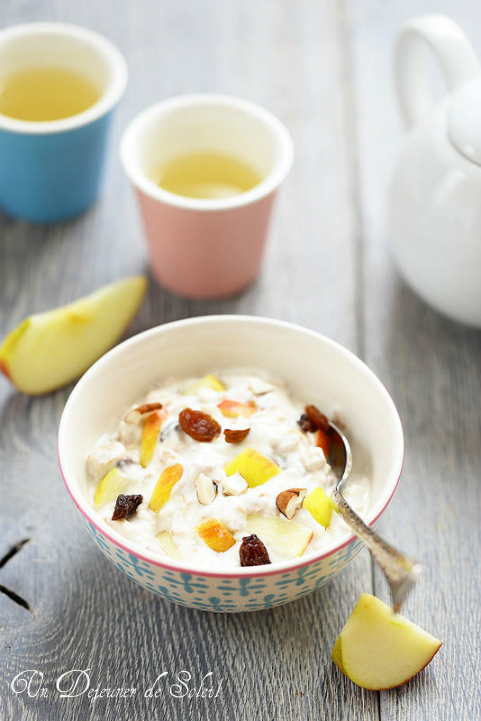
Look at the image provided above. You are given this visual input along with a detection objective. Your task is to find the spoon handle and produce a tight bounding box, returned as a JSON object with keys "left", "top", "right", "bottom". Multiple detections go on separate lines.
{"left": 331, "top": 488, "right": 422, "bottom": 612}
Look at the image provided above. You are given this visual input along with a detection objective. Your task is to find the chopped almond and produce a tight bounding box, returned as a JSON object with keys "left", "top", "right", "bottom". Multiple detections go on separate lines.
{"left": 195, "top": 473, "right": 218, "bottom": 505}
{"left": 222, "top": 472, "right": 248, "bottom": 496}
{"left": 124, "top": 402, "right": 163, "bottom": 424}
{"left": 276, "top": 488, "right": 307, "bottom": 520}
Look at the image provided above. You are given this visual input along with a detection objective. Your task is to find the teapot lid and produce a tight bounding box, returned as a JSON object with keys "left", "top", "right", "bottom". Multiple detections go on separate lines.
{"left": 448, "top": 79, "right": 481, "bottom": 165}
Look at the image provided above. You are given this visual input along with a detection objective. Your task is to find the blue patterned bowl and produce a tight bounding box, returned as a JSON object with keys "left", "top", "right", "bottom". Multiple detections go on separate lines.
{"left": 58, "top": 316, "right": 404, "bottom": 612}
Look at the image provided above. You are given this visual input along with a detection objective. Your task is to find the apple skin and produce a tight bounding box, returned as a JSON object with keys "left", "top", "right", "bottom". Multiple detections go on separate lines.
{"left": 217, "top": 400, "right": 257, "bottom": 418}
{"left": 139, "top": 409, "right": 168, "bottom": 468}
{"left": 0, "top": 276, "right": 147, "bottom": 395}
{"left": 315, "top": 428, "right": 330, "bottom": 457}
{"left": 195, "top": 518, "right": 236, "bottom": 553}
{"left": 332, "top": 593, "right": 442, "bottom": 690}
{"left": 149, "top": 464, "right": 183, "bottom": 513}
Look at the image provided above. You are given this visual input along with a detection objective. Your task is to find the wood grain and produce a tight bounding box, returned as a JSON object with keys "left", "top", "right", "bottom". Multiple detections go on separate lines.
{"left": 349, "top": 1, "right": 481, "bottom": 719}
{"left": 0, "top": 0, "right": 479, "bottom": 719}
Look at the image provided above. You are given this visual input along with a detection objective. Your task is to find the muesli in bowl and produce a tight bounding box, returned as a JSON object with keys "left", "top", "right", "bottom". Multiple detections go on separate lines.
{"left": 58, "top": 315, "right": 404, "bottom": 611}
{"left": 87, "top": 369, "right": 371, "bottom": 569}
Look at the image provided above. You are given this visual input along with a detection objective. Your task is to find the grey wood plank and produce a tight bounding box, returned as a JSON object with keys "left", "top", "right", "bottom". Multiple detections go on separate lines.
{"left": 348, "top": 1, "right": 481, "bottom": 719}
{"left": 0, "top": 1, "right": 376, "bottom": 720}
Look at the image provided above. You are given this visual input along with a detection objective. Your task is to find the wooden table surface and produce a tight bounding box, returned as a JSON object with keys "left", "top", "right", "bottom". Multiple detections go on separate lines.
{"left": 1, "top": 1, "right": 480, "bottom": 719}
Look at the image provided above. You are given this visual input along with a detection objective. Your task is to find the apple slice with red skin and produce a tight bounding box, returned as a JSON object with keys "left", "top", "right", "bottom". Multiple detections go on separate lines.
{"left": 195, "top": 518, "right": 236, "bottom": 552}
{"left": 139, "top": 409, "right": 168, "bottom": 468}
{"left": 218, "top": 399, "right": 257, "bottom": 418}
{"left": 332, "top": 593, "right": 442, "bottom": 690}
{"left": 149, "top": 463, "right": 183, "bottom": 512}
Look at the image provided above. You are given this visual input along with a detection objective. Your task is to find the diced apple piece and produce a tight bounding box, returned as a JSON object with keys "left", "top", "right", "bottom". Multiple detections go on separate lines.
{"left": 315, "top": 428, "right": 330, "bottom": 457}
{"left": 304, "top": 486, "right": 332, "bottom": 528}
{"left": 332, "top": 593, "right": 442, "bottom": 690}
{"left": 0, "top": 276, "right": 147, "bottom": 395}
{"left": 156, "top": 531, "right": 182, "bottom": 560}
{"left": 94, "top": 468, "right": 128, "bottom": 507}
{"left": 195, "top": 518, "right": 236, "bottom": 552}
{"left": 139, "top": 409, "right": 167, "bottom": 468}
{"left": 218, "top": 399, "right": 257, "bottom": 418}
{"left": 148, "top": 463, "right": 183, "bottom": 513}
{"left": 246, "top": 514, "right": 313, "bottom": 558}
{"left": 225, "top": 447, "right": 280, "bottom": 487}
{"left": 186, "top": 374, "right": 225, "bottom": 393}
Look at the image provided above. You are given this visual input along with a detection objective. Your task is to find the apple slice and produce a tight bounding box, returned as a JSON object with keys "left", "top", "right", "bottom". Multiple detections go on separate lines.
{"left": 304, "top": 486, "right": 332, "bottom": 528}
{"left": 94, "top": 468, "right": 128, "bottom": 506}
{"left": 332, "top": 593, "right": 442, "bottom": 690}
{"left": 149, "top": 463, "right": 183, "bottom": 513}
{"left": 246, "top": 514, "right": 313, "bottom": 558}
{"left": 218, "top": 400, "right": 257, "bottom": 418}
{"left": 195, "top": 518, "right": 236, "bottom": 552}
{"left": 186, "top": 374, "right": 225, "bottom": 393}
{"left": 156, "top": 531, "right": 182, "bottom": 560}
{"left": 225, "top": 447, "right": 280, "bottom": 488}
{"left": 331, "top": 635, "right": 345, "bottom": 673}
{"left": 0, "top": 276, "right": 147, "bottom": 395}
{"left": 139, "top": 409, "right": 167, "bottom": 468}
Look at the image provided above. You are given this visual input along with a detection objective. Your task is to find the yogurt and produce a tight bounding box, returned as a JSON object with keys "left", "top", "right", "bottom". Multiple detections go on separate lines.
{"left": 86, "top": 369, "right": 371, "bottom": 568}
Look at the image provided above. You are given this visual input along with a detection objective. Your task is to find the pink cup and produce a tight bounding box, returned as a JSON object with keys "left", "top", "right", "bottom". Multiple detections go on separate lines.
{"left": 120, "top": 94, "right": 293, "bottom": 299}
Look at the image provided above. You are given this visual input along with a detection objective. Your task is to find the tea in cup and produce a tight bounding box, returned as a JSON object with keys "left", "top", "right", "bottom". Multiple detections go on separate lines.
{"left": 0, "top": 23, "right": 127, "bottom": 222}
{"left": 120, "top": 94, "right": 293, "bottom": 299}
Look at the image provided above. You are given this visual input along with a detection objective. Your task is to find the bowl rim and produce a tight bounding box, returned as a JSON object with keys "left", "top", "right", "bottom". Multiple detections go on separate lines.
{"left": 58, "top": 314, "right": 405, "bottom": 578}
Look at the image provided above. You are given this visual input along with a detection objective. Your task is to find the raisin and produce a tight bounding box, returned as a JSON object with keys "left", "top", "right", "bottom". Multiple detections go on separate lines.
{"left": 298, "top": 413, "right": 316, "bottom": 433}
{"left": 304, "top": 405, "right": 330, "bottom": 434}
{"left": 239, "top": 534, "right": 271, "bottom": 566}
{"left": 224, "top": 427, "right": 250, "bottom": 444}
{"left": 112, "top": 494, "right": 143, "bottom": 521}
{"left": 179, "top": 408, "right": 221, "bottom": 442}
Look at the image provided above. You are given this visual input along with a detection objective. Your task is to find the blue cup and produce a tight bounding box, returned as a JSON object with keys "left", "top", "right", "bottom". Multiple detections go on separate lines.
{"left": 0, "top": 23, "right": 128, "bottom": 223}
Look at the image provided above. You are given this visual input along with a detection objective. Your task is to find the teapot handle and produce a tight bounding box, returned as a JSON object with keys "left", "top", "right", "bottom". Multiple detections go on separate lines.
{"left": 396, "top": 14, "right": 480, "bottom": 129}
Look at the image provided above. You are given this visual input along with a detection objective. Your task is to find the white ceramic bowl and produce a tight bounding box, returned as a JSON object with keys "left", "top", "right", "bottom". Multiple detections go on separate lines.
{"left": 58, "top": 316, "right": 404, "bottom": 612}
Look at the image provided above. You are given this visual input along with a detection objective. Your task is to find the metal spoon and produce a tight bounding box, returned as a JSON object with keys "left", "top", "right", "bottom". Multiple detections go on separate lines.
{"left": 327, "top": 421, "right": 422, "bottom": 613}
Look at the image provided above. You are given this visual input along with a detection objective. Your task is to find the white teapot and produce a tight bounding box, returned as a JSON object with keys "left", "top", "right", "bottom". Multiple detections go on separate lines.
{"left": 389, "top": 14, "right": 481, "bottom": 327}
